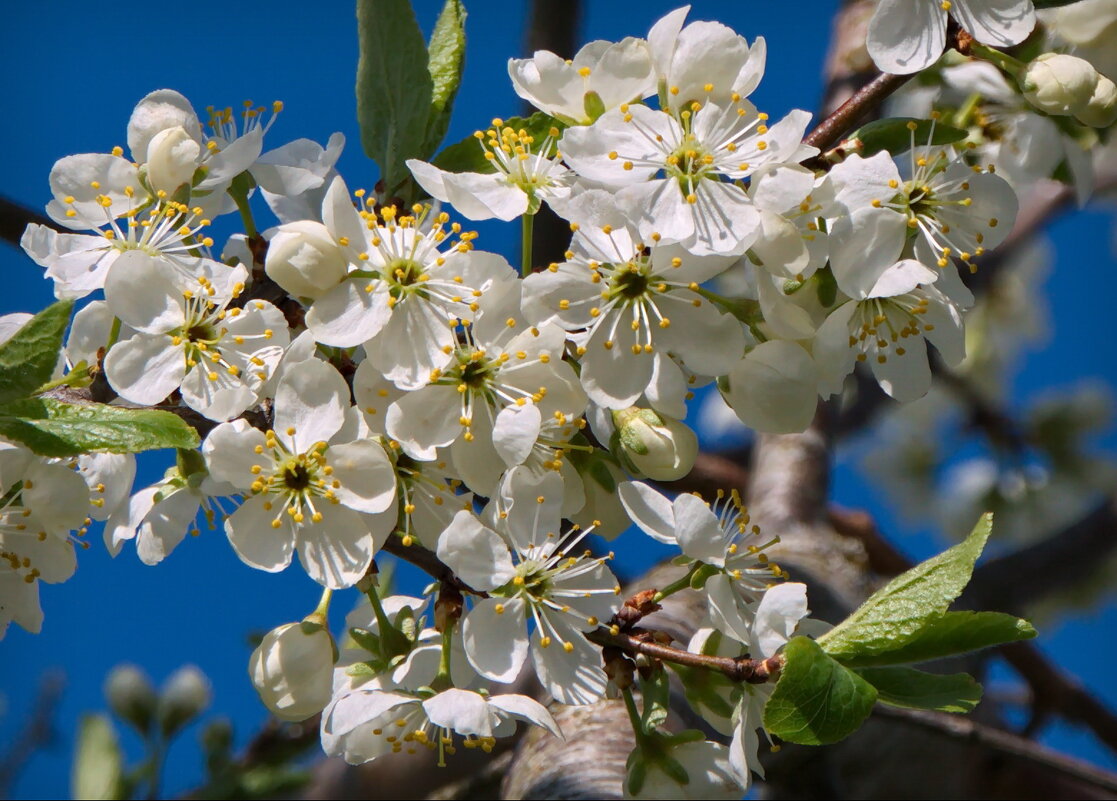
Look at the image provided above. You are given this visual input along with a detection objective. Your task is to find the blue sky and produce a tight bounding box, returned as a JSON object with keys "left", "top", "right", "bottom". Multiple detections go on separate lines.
{"left": 1, "top": 1, "right": 1114, "bottom": 797}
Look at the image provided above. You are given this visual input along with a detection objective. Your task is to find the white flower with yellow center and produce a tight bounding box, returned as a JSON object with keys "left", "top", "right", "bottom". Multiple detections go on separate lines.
{"left": 823, "top": 145, "right": 1018, "bottom": 299}
{"left": 408, "top": 121, "right": 573, "bottom": 222}
{"left": 522, "top": 191, "right": 744, "bottom": 410}
{"left": 560, "top": 98, "right": 813, "bottom": 255}
{"left": 23, "top": 194, "right": 220, "bottom": 301}
{"left": 509, "top": 37, "right": 656, "bottom": 125}
{"left": 619, "top": 482, "right": 785, "bottom": 644}
{"left": 437, "top": 469, "right": 620, "bottom": 706}
{"left": 323, "top": 686, "right": 560, "bottom": 766}
{"left": 386, "top": 285, "right": 586, "bottom": 494}
{"left": 103, "top": 257, "right": 287, "bottom": 421}
{"left": 203, "top": 359, "right": 397, "bottom": 589}
{"left": 813, "top": 259, "right": 966, "bottom": 403}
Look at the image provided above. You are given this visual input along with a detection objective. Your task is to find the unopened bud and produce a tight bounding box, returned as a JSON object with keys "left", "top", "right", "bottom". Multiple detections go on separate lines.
{"left": 1075, "top": 74, "right": 1117, "bottom": 128}
{"left": 264, "top": 221, "right": 349, "bottom": 301}
{"left": 611, "top": 407, "right": 698, "bottom": 481}
{"left": 146, "top": 126, "right": 201, "bottom": 194}
{"left": 248, "top": 621, "right": 335, "bottom": 722}
{"left": 1021, "top": 53, "right": 1100, "bottom": 117}
{"left": 157, "top": 665, "right": 211, "bottom": 737}
{"left": 104, "top": 664, "right": 157, "bottom": 735}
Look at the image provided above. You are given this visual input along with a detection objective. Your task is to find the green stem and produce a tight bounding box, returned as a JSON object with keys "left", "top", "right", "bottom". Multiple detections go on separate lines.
{"left": 146, "top": 738, "right": 165, "bottom": 801}
{"left": 312, "top": 587, "right": 333, "bottom": 620}
{"left": 366, "top": 582, "right": 411, "bottom": 659}
{"left": 231, "top": 186, "right": 258, "bottom": 239}
{"left": 652, "top": 569, "right": 698, "bottom": 604}
{"left": 431, "top": 620, "right": 455, "bottom": 692}
{"left": 521, "top": 212, "right": 534, "bottom": 278}
{"left": 954, "top": 92, "right": 983, "bottom": 129}
{"left": 620, "top": 687, "right": 647, "bottom": 742}
{"left": 970, "top": 42, "right": 1026, "bottom": 80}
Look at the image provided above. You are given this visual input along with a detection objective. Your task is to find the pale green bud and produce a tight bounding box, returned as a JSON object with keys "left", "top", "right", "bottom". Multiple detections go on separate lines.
{"left": 248, "top": 621, "right": 336, "bottom": 722}
{"left": 611, "top": 407, "right": 698, "bottom": 481}
{"left": 1075, "top": 74, "right": 1117, "bottom": 128}
{"left": 104, "top": 664, "right": 157, "bottom": 735}
{"left": 1021, "top": 54, "right": 1100, "bottom": 117}
{"left": 157, "top": 665, "right": 211, "bottom": 737}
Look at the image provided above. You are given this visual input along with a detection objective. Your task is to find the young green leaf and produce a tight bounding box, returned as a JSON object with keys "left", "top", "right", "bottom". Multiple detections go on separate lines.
{"left": 834, "top": 611, "right": 1036, "bottom": 668}
{"left": 831, "top": 117, "right": 968, "bottom": 161}
{"left": 423, "top": 0, "right": 467, "bottom": 156}
{"left": 0, "top": 398, "right": 200, "bottom": 457}
{"left": 71, "top": 714, "right": 124, "bottom": 801}
{"left": 356, "top": 0, "right": 434, "bottom": 195}
{"left": 857, "top": 666, "right": 983, "bottom": 714}
{"left": 763, "top": 636, "right": 878, "bottom": 746}
{"left": 0, "top": 300, "right": 73, "bottom": 405}
{"left": 817, "top": 514, "right": 993, "bottom": 661}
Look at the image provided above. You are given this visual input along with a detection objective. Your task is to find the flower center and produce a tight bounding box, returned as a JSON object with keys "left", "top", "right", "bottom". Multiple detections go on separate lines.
{"left": 611, "top": 266, "right": 650, "bottom": 299}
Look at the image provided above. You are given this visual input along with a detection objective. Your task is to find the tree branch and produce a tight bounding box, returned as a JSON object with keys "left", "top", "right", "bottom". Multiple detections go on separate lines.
{"left": 585, "top": 627, "right": 781, "bottom": 683}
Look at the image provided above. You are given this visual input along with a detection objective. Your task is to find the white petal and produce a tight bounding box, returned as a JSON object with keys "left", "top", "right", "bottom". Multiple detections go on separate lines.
{"left": 953, "top": 0, "right": 1035, "bottom": 48}
{"left": 531, "top": 628, "right": 608, "bottom": 705}
{"left": 672, "top": 493, "right": 727, "bottom": 564}
{"left": 705, "top": 573, "right": 753, "bottom": 644}
{"left": 305, "top": 280, "right": 391, "bottom": 347}
{"left": 295, "top": 503, "right": 374, "bottom": 589}
{"left": 386, "top": 385, "right": 462, "bottom": 461}
{"left": 617, "top": 481, "right": 677, "bottom": 544}
{"left": 867, "top": 0, "right": 947, "bottom": 75}
{"left": 462, "top": 596, "right": 529, "bottom": 683}
{"left": 327, "top": 441, "right": 396, "bottom": 514}
{"left": 103, "top": 250, "right": 185, "bottom": 333}
{"left": 273, "top": 359, "right": 348, "bottom": 452}
{"left": 225, "top": 494, "right": 295, "bottom": 573}
{"left": 436, "top": 511, "right": 516, "bottom": 591}
{"left": 752, "top": 582, "right": 809, "bottom": 658}
{"left": 423, "top": 689, "right": 493, "bottom": 737}
{"left": 487, "top": 693, "right": 563, "bottom": 739}
{"left": 104, "top": 334, "right": 186, "bottom": 406}
{"left": 726, "top": 341, "right": 819, "bottom": 435}
{"left": 493, "top": 403, "right": 542, "bottom": 467}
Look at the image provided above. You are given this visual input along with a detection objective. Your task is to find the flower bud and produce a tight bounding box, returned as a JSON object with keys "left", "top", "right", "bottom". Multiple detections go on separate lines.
{"left": 1021, "top": 54, "right": 1100, "bottom": 117}
{"left": 611, "top": 407, "right": 698, "bottom": 481}
{"left": 157, "top": 665, "right": 211, "bottom": 737}
{"left": 127, "top": 89, "right": 202, "bottom": 164}
{"left": 248, "top": 621, "right": 335, "bottom": 722}
{"left": 1075, "top": 74, "right": 1117, "bottom": 128}
{"left": 145, "top": 126, "right": 201, "bottom": 194}
{"left": 104, "top": 664, "right": 157, "bottom": 735}
{"left": 265, "top": 221, "right": 349, "bottom": 301}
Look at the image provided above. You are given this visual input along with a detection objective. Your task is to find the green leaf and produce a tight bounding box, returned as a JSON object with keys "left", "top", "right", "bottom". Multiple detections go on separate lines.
{"left": 0, "top": 398, "right": 200, "bottom": 457}
{"left": 836, "top": 611, "right": 1036, "bottom": 668}
{"left": 639, "top": 667, "right": 672, "bottom": 732}
{"left": 857, "top": 666, "right": 983, "bottom": 714}
{"left": 71, "top": 714, "right": 124, "bottom": 800}
{"left": 817, "top": 514, "right": 993, "bottom": 661}
{"left": 0, "top": 300, "right": 73, "bottom": 404}
{"left": 839, "top": 117, "right": 968, "bottom": 159}
{"left": 422, "top": 0, "right": 467, "bottom": 156}
{"left": 356, "top": 0, "right": 435, "bottom": 194}
{"left": 430, "top": 112, "right": 563, "bottom": 175}
{"left": 763, "top": 637, "right": 878, "bottom": 746}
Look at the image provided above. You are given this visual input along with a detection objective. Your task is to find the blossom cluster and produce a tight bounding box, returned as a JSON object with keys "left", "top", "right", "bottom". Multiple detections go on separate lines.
{"left": 5, "top": 1, "right": 1103, "bottom": 795}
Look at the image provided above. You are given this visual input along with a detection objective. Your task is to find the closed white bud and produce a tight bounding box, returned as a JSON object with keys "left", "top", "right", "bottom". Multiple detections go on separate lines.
{"left": 611, "top": 407, "right": 698, "bottom": 481}
{"left": 265, "top": 221, "right": 349, "bottom": 301}
{"left": 1021, "top": 54, "right": 1100, "bottom": 117}
{"left": 145, "top": 126, "right": 201, "bottom": 194}
{"left": 104, "top": 664, "right": 157, "bottom": 735}
{"left": 249, "top": 620, "right": 335, "bottom": 722}
{"left": 1075, "top": 75, "right": 1117, "bottom": 128}
{"left": 127, "top": 89, "right": 202, "bottom": 164}
{"left": 157, "top": 665, "right": 211, "bottom": 737}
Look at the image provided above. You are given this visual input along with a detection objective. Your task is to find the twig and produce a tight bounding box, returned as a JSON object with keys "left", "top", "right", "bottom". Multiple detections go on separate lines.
{"left": 874, "top": 704, "right": 1117, "bottom": 795}
{"left": 803, "top": 71, "right": 913, "bottom": 155}
{"left": 0, "top": 672, "right": 64, "bottom": 798}
{"left": 0, "top": 196, "right": 62, "bottom": 250}
{"left": 586, "top": 627, "right": 780, "bottom": 684}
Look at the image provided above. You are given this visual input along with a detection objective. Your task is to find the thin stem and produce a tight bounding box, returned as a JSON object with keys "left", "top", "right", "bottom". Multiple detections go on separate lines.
{"left": 105, "top": 317, "right": 122, "bottom": 351}
{"left": 146, "top": 738, "right": 164, "bottom": 801}
{"left": 431, "top": 620, "right": 455, "bottom": 692}
{"left": 969, "top": 42, "right": 1027, "bottom": 80}
{"left": 231, "top": 187, "right": 258, "bottom": 240}
{"left": 620, "top": 687, "right": 645, "bottom": 741}
{"left": 651, "top": 570, "right": 696, "bottom": 604}
{"left": 311, "top": 587, "right": 333, "bottom": 620}
{"left": 521, "top": 212, "right": 534, "bottom": 278}
{"left": 954, "top": 92, "right": 983, "bottom": 129}
{"left": 588, "top": 627, "right": 781, "bottom": 684}
{"left": 365, "top": 582, "right": 411, "bottom": 659}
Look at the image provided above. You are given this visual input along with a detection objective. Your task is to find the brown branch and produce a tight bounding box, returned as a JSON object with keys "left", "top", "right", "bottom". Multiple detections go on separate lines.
{"left": 0, "top": 672, "right": 64, "bottom": 797}
{"left": 873, "top": 705, "right": 1117, "bottom": 796}
{"left": 586, "top": 627, "right": 781, "bottom": 684}
{"left": 0, "top": 196, "right": 62, "bottom": 249}
{"left": 803, "top": 71, "right": 913, "bottom": 155}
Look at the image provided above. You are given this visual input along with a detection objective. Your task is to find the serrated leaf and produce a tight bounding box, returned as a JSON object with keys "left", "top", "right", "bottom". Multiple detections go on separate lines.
{"left": 430, "top": 113, "right": 563, "bottom": 175}
{"left": 818, "top": 514, "right": 993, "bottom": 661}
{"left": 72, "top": 714, "right": 123, "bottom": 800}
{"left": 0, "top": 398, "right": 200, "bottom": 457}
{"left": 0, "top": 300, "right": 72, "bottom": 405}
{"left": 835, "top": 611, "right": 1036, "bottom": 668}
{"left": 763, "top": 636, "right": 877, "bottom": 746}
{"left": 356, "top": 0, "right": 434, "bottom": 194}
{"left": 423, "top": 0, "right": 467, "bottom": 156}
{"left": 842, "top": 117, "right": 968, "bottom": 159}
{"left": 857, "top": 666, "right": 983, "bottom": 714}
